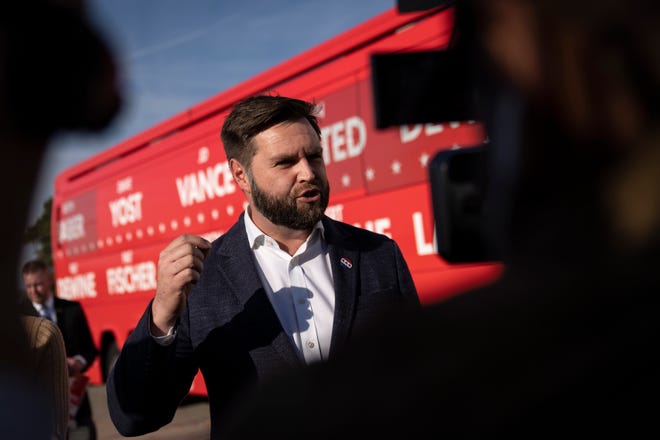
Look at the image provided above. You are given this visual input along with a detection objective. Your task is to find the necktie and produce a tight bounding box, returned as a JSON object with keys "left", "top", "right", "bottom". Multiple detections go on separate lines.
{"left": 40, "top": 306, "right": 53, "bottom": 322}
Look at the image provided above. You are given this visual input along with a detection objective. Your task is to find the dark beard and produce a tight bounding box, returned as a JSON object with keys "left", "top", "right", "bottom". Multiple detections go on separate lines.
{"left": 250, "top": 176, "right": 329, "bottom": 230}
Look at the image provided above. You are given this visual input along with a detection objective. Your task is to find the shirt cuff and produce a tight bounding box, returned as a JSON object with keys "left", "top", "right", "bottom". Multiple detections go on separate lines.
{"left": 73, "top": 354, "right": 87, "bottom": 368}
{"left": 151, "top": 325, "right": 176, "bottom": 346}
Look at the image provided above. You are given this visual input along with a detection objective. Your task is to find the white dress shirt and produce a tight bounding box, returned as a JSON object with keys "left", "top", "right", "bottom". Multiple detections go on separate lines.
{"left": 152, "top": 210, "right": 337, "bottom": 364}
{"left": 244, "top": 209, "right": 335, "bottom": 364}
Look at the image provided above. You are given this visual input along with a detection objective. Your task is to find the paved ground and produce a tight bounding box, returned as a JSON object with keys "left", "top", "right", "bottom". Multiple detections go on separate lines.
{"left": 89, "top": 385, "right": 211, "bottom": 439}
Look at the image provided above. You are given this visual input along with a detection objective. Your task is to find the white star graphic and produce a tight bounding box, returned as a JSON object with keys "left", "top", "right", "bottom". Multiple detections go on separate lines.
{"left": 365, "top": 168, "right": 375, "bottom": 181}
{"left": 391, "top": 160, "right": 402, "bottom": 174}
{"left": 341, "top": 174, "right": 351, "bottom": 187}
{"left": 420, "top": 152, "right": 430, "bottom": 167}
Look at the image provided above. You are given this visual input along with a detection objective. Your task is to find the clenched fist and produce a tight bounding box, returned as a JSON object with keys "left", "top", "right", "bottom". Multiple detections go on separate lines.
{"left": 151, "top": 234, "right": 211, "bottom": 335}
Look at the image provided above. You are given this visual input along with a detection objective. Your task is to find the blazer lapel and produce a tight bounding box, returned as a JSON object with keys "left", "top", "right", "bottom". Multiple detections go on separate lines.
{"left": 53, "top": 297, "right": 64, "bottom": 325}
{"left": 216, "top": 223, "right": 263, "bottom": 308}
{"left": 323, "top": 218, "right": 360, "bottom": 359}
{"left": 215, "top": 216, "right": 301, "bottom": 368}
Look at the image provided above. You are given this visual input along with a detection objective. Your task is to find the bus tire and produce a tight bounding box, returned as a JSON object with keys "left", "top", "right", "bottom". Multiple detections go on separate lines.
{"left": 102, "top": 340, "right": 120, "bottom": 382}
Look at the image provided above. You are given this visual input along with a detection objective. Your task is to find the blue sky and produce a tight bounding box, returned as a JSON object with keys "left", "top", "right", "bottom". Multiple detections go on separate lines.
{"left": 28, "top": 0, "right": 394, "bottom": 227}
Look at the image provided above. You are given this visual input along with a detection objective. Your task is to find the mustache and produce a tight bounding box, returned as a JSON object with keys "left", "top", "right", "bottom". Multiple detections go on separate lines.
{"left": 293, "top": 183, "right": 324, "bottom": 197}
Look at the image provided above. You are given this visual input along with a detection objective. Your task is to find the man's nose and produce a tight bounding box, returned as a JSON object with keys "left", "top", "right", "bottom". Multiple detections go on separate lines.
{"left": 296, "top": 159, "right": 316, "bottom": 181}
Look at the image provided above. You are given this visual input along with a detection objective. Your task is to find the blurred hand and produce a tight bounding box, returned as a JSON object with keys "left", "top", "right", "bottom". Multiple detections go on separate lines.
{"left": 67, "top": 357, "right": 85, "bottom": 376}
{"left": 151, "top": 234, "right": 211, "bottom": 336}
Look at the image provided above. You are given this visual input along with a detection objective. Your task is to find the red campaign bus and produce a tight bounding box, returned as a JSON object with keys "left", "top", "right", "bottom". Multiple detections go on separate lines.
{"left": 51, "top": 4, "right": 503, "bottom": 395}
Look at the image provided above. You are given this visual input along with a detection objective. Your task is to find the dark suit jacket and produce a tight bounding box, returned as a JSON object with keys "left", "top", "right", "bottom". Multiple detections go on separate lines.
{"left": 53, "top": 297, "right": 98, "bottom": 369}
{"left": 53, "top": 297, "right": 98, "bottom": 428}
{"left": 107, "top": 214, "right": 419, "bottom": 437}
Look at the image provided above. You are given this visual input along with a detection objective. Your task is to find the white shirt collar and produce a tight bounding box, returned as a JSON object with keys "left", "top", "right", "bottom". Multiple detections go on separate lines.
{"left": 32, "top": 295, "right": 55, "bottom": 319}
{"left": 32, "top": 294, "right": 54, "bottom": 312}
{"left": 243, "top": 206, "right": 325, "bottom": 250}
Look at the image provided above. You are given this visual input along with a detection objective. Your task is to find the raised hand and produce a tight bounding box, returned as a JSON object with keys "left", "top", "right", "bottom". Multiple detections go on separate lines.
{"left": 151, "top": 234, "right": 211, "bottom": 335}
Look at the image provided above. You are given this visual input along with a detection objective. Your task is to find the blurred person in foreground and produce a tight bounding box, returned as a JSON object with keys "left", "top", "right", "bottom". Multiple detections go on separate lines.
{"left": 0, "top": 0, "right": 121, "bottom": 438}
{"left": 218, "top": 0, "right": 660, "bottom": 437}
{"left": 19, "top": 304, "right": 70, "bottom": 440}
{"left": 23, "top": 259, "right": 99, "bottom": 439}
{"left": 106, "top": 95, "right": 420, "bottom": 438}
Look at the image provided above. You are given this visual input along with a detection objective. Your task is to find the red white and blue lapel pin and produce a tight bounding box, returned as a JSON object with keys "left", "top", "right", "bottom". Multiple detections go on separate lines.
{"left": 340, "top": 257, "right": 353, "bottom": 269}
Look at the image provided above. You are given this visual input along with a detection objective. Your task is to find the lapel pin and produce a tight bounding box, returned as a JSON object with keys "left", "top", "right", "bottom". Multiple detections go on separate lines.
{"left": 340, "top": 257, "right": 353, "bottom": 269}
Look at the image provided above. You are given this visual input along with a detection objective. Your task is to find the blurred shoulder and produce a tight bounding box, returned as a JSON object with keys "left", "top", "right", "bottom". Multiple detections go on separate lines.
{"left": 20, "top": 316, "right": 64, "bottom": 351}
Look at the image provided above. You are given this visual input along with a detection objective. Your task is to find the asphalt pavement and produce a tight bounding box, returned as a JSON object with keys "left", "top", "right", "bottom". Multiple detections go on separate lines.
{"left": 88, "top": 385, "right": 210, "bottom": 439}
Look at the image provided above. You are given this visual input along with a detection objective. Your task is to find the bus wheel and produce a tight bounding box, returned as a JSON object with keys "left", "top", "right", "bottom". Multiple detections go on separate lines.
{"left": 102, "top": 340, "right": 120, "bottom": 382}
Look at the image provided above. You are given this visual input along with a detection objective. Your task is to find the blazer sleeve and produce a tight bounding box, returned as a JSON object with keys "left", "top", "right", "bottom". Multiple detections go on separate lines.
{"left": 70, "top": 301, "right": 99, "bottom": 369}
{"left": 106, "top": 300, "right": 198, "bottom": 436}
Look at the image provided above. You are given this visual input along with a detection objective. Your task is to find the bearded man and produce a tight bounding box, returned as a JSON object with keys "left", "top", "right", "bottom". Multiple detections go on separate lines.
{"left": 107, "top": 95, "right": 419, "bottom": 438}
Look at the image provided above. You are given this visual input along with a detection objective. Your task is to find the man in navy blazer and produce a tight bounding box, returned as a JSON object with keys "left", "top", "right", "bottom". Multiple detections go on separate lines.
{"left": 107, "top": 95, "right": 419, "bottom": 438}
{"left": 23, "top": 259, "right": 99, "bottom": 439}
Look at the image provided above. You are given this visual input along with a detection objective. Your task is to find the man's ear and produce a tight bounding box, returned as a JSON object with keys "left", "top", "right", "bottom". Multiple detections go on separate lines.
{"left": 229, "top": 158, "right": 251, "bottom": 194}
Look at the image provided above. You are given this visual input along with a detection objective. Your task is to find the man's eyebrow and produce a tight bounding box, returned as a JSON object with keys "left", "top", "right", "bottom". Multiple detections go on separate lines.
{"left": 271, "top": 151, "right": 297, "bottom": 162}
{"left": 306, "top": 145, "right": 323, "bottom": 155}
{"left": 271, "top": 145, "right": 323, "bottom": 160}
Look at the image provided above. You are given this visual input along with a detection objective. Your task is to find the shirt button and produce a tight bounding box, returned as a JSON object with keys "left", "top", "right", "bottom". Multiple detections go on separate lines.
{"left": 306, "top": 341, "right": 315, "bottom": 349}
{"left": 297, "top": 298, "right": 306, "bottom": 305}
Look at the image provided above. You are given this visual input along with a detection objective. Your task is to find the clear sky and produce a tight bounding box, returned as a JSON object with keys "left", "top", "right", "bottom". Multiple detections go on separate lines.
{"left": 28, "top": 0, "right": 395, "bottom": 228}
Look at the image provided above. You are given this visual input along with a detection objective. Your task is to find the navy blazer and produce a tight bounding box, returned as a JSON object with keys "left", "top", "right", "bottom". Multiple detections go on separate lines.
{"left": 107, "top": 214, "right": 419, "bottom": 437}
{"left": 53, "top": 297, "right": 98, "bottom": 425}
{"left": 53, "top": 297, "right": 98, "bottom": 370}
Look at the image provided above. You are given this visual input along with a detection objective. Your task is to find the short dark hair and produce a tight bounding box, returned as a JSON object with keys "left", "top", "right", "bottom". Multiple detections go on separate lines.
{"left": 21, "top": 259, "right": 49, "bottom": 276}
{"left": 220, "top": 94, "right": 322, "bottom": 169}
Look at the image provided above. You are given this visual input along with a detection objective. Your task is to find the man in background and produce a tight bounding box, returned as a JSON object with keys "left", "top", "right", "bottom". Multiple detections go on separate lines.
{"left": 23, "top": 259, "right": 99, "bottom": 440}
